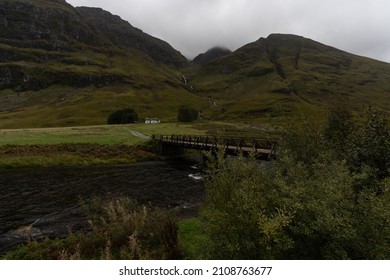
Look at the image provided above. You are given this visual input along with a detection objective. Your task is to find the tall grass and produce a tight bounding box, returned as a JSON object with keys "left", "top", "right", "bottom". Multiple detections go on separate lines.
{"left": 0, "top": 143, "right": 158, "bottom": 169}
{"left": 4, "top": 196, "right": 180, "bottom": 260}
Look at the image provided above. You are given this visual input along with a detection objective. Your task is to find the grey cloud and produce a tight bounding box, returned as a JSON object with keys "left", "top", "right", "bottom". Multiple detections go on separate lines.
{"left": 67, "top": 0, "right": 390, "bottom": 62}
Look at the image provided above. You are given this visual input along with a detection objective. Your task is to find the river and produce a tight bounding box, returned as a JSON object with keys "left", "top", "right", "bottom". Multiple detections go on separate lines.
{"left": 0, "top": 159, "right": 205, "bottom": 255}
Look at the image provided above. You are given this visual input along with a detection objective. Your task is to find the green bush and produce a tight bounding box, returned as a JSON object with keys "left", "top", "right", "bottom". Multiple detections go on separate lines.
{"left": 201, "top": 106, "right": 390, "bottom": 260}
{"left": 347, "top": 107, "right": 390, "bottom": 182}
{"left": 177, "top": 105, "right": 198, "bottom": 122}
{"left": 107, "top": 108, "right": 139, "bottom": 124}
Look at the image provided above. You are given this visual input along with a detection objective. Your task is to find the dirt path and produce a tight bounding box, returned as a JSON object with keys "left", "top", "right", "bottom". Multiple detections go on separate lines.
{"left": 122, "top": 127, "right": 151, "bottom": 140}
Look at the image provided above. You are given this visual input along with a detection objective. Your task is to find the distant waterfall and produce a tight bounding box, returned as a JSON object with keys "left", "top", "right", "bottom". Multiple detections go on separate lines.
{"left": 182, "top": 74, "right": 188, "bottom": 85}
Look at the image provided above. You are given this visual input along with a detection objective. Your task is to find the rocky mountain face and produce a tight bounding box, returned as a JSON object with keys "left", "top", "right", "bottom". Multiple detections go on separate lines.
{"left": 0, "top": 0, "right": 203, "bottom": 128}
{"left": 0, "top": 0, "right": 105, "bottom": 52}
{"left": 0, "top": 0, "right": 188, "bottom": 92}
{"left": 193, "top": 47, "right": 231, "bottom": 66}
{"left": 76, "top": 7, "right": 188, "bottom": 67}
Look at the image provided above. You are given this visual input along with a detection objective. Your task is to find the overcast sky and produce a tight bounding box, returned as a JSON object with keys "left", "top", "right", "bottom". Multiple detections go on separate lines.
{"left": 67, "top": 0, "right": 390, "bottom": 62}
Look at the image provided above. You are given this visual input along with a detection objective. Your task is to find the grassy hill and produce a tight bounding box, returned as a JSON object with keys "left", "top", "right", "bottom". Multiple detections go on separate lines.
{"left": 0, "top": 0, "right": 205, "bottom": 128}
{"left": 188, "top": 34, "right": 390, "bottom": 124}
{"left": 0, "top": 1, "right": 388, "bottom": 129}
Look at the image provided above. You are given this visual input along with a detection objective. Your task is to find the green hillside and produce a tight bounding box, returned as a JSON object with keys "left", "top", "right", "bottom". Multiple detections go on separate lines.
{"left": 189, "top": 34, "right": 390, "bottom": 123}
{"left": 0, "top": 0, "right": 204, "bottom": 128}
{"left": 0, "top": 1, "right": 389, "bottom": 129}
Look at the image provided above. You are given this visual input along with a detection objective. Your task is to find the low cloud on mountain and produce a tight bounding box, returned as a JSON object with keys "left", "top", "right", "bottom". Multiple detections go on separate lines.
{"left": 67, "top": 0, "right": 390, "bottom": 62}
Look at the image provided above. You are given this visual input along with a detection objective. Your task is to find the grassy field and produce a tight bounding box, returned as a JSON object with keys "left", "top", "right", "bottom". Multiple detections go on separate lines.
{"left": 178, "top": 218, "right": 208, "bottom": 259}
{"left": 0, "top": 123, "right": 205, "bottom": 168}
{"left": 0, "top": 121, "right": 282, "bottom": 169}
{"left": 0, "top": 123, "right": 205, "bottom": 146}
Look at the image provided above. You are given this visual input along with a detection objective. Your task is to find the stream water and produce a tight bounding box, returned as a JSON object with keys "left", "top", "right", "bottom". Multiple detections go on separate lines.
{"left": 0, "top": 159, "right": 205, "bottom": 255}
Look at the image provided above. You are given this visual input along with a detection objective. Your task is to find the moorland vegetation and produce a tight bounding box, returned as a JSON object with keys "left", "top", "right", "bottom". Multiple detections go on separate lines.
{"left": 4, "top": 104, "right": 389, "bottom": 260}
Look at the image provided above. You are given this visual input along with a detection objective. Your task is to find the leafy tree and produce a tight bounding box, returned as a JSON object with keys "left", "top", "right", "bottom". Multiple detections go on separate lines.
{"left": 348, "top": 107, "right": 390, "bottom": 181}
{"left": 177, "top": 105, "right": 198, "bottom": 122}
{"left": 107, "top": 108, "right": 139, "bottom": 124}
{"left": 281, "top": 117, "right": 325, "bottom": 165}
{"left": 201, "top": 105, "right": 390, "bottom": 260}
{"left": 323, "top": 101, "right": 356, "bottom": 156}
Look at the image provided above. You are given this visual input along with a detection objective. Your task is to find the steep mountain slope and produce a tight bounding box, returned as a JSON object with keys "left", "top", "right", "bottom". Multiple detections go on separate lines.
{"left": 76, "top": 7, "right": 188, "bottom": 68}
{"left": 0, "top": 1, "right": 388, "bottom": 128}
{"left": 0, "top": 0, "right": 201, "bottom": 128}
{"left": 190, "top": 34, "right": 390, "bottom": 122}
{"left": 0, "top": 0, "right": 189, "bottom": 91}
{"left": 193, "top": 47, "right": 231, "bottom": 66}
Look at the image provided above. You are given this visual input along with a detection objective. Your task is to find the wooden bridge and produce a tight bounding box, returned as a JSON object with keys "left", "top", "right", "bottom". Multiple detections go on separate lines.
{"left": 153, "top": 135, "right": 278, "bottom": 159}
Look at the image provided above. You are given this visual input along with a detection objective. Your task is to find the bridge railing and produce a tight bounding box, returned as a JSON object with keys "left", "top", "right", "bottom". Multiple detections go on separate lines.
{"left": 153, "top": 134, "right": 279, "bottom": 158}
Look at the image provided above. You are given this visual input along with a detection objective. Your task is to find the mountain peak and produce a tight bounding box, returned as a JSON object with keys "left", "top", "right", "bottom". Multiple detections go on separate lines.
{"left": 190, "top": 33, "right": 390, "bottom": 121}
{"left": 193, "top": 47, "right": 231, "bottom": 66}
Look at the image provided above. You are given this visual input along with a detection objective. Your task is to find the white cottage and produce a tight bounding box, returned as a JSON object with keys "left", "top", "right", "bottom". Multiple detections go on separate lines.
{"left": 145, "top": 118, "right": 160, "bottom": 124}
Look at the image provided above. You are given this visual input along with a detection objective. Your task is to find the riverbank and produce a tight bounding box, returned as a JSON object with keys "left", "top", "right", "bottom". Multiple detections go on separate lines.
{"left": 0, "top": 123, "right": 208, "bottom": 258}
{"left": 0, "top": 158, "right": 206, "bottom": 257}
{"left": 0, "top": 143, "right": 159, "bottom": 169}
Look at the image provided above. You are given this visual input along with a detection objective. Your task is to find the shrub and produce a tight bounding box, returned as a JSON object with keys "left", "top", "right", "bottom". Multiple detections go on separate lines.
{"left": 4, "top": 196, "right": 179, "bottom": 260}
{"left": 347, "top": 107, "right": 390, "bottom": 181}
{"left": 107, "top": 108, "right": 138, "bottom": 124}
{"left": 201, "top": 106, "right": 390, "bottom": 259}
{"left": 177, "top": 105, "right": 198, "bottom": 122}
{"left": 323, "top": 101, "right": 356, "bottom": 156}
